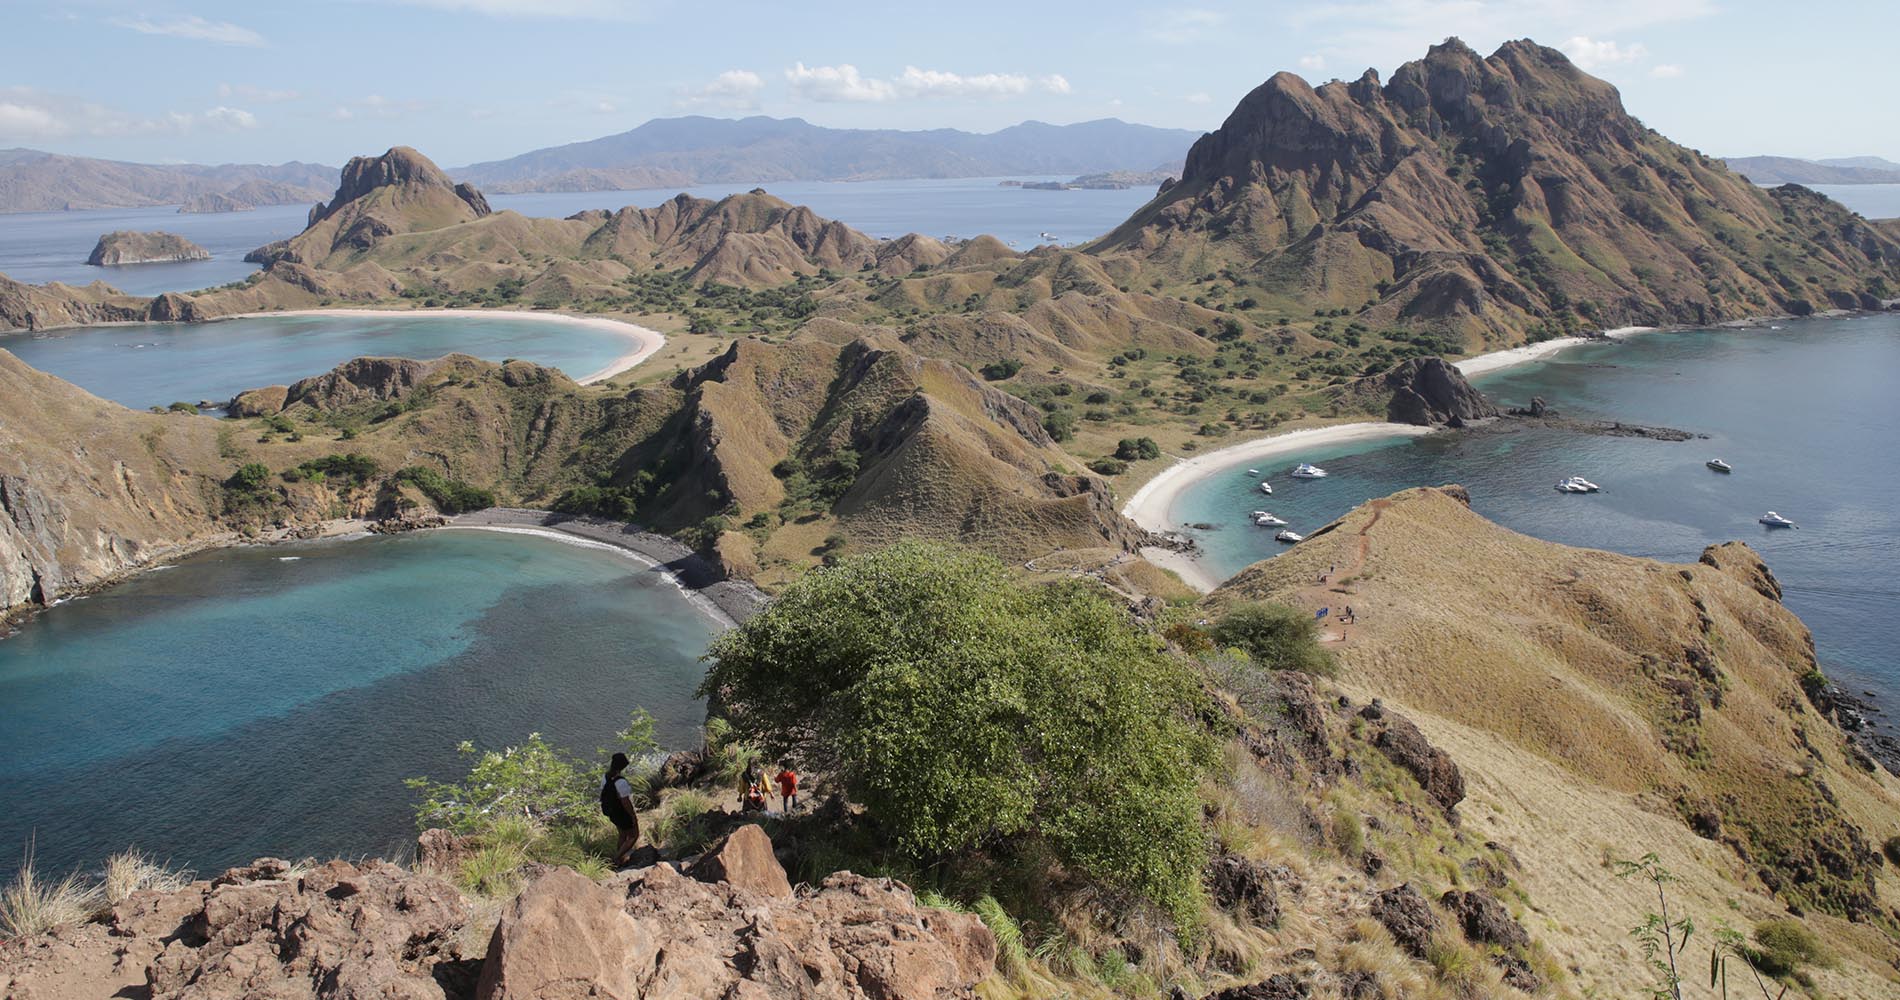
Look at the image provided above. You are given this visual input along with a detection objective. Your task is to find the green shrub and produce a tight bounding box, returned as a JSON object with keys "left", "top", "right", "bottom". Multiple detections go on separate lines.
{"left": 167, "top": 401, "right": 197, "bottom": 413}
{"left": 407, "top": 733, "right": 591, "bottom": 833}
{"left": 392, "top": 466, "right": 495, "bottom": 514}
{"left": 1750, "top": 918, "right": 1833, "bottom": 977}
{"left": 1087, "top": 457, "right": 1129, "bottom": 476}
{"left": 1212, "top": 601, "right": 1335, "bottom": 675}
{"left": 294, "top": 453, "right": 381, "bottom": 486}
{"left": 699, "top": 541, "right": 1217, "bottom": 919}
{"left": 979, "top": 358, "right": 1024, "bottom": 381}
{"left": 1115, "top": 437, "right": 1162, "bottom": 461}
{"left": 1043, "top": 409, "right": 1076, "bottom": 441}
{"left": 227, "top": 462, "right": 272, "bottom": 493}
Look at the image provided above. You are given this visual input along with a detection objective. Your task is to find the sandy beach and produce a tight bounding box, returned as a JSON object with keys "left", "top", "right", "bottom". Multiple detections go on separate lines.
{"left": 220, "top": 307, "right": 667, "bottom": 384}
{"left": 1126, "top": 325, "right": 1657, "bottom": 591}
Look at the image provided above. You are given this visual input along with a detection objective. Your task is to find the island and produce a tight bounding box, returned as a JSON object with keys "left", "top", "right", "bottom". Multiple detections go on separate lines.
{"left": 85, "top": 230, "right": 212, "bottom": 266}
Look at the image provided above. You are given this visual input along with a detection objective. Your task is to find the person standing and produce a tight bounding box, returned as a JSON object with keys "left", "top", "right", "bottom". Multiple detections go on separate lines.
{"left": 601, "top": 753, "right": 641, "bottom": 868}
{"left": 774, "top": 761, "right": 800, "bottom": 813}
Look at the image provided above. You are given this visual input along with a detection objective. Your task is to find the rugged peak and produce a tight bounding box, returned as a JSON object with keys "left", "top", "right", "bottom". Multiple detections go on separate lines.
{"left": 313, "top": 146, "right": 490, "bottom": 226}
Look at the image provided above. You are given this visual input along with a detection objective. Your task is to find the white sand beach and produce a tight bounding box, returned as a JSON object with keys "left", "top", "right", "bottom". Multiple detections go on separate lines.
{"left": 221, "top": 308, "right": 667, "bottom": 384}
{"left": 1453, "top": 325, "right": 1655, "bottom": 377}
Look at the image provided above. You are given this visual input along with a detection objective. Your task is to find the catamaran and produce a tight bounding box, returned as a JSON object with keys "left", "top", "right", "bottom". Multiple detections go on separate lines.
{"left": 1759, "top": 511, "right": 1797, "bottom": 528}
{"left": 1251, "top": 511, "right": 1288, "bottom": 526}
{"left": 1290, "top": 463, "right": 1327, "bottom": 479}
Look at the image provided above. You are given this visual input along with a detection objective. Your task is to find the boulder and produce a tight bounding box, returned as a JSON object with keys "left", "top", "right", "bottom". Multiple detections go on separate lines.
{"left": 1438, "top": 889, "right": 1528, "bottom": 948}
{"left": 1360, "top": 704, "right": 1465, "bottom": 815}
{"left": 656, "top": 747, "right": 706, "bottom": 787}
{"left": 474, "top": 867, "right": 651, "bottom": 1000}
{"left": 1370, "top": 883, "right": 1437, "bottom": 958}
{"left": 1374, "top": 357, "right": 1499, "bottom": 427}
{"left": 690, "top": 822, "right": 793, "bottom": 897}
{"left": 1205, "top": 853, "right": 1282, "bottom": 927}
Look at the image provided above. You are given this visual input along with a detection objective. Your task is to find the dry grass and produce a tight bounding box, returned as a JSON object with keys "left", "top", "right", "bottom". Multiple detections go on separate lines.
{"left": 100, "top": 850, "right": 191, "bottom": 906}
{"left": 1, "top": 850, "right": 100, "bottom": 939}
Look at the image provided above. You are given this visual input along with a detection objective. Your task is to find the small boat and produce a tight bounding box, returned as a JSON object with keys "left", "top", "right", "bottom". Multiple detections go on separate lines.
{"left": 1246, "top": 469, "right": 1259, "bottom": 475}
{"left": 1562, "top": 476, "right": 1602, "bottom": 492}
{"left": 1275, "top": 529, "right": 1303, "bottom": 544}
{"left": 1259, "top": 481, "right": 1274, "bottom": 495}
{"left": 1707, "top": 459, "right": 1732, "bottom": 473}
{"left": 1251, "top": 511, "right": 1288, "bottom": 527}
{"left": 1555, "top": 479, "right": 1593, "bottom": 494}
{"left": 1290, "top": 463, "right": 1328, "bottom": 479}
{"left": 1759, "top": 511, "right": 1798, "bottom": 528}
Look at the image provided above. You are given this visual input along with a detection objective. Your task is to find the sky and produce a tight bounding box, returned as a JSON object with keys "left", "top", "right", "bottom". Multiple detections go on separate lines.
{"left": 3, "top": 0, "right": 1895, "bottom": 168}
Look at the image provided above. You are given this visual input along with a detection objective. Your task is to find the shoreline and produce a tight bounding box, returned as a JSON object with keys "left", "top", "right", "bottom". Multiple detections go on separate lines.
{"left": 216, "top": 307, "right": 667, "bottom": 384}
{"left": 440, "top": 508, "right": 767, "bottom": 628}
{"left": 1452, "top": 325, "right": 1654, "bottom": 377}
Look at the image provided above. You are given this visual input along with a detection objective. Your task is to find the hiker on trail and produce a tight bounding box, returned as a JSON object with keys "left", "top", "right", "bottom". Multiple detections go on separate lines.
{"left": 1346, "top": 605, "right": 1356, "bottom": 624}
{"left": 601, "top": 753, "right": 641, "bottom": 867}
{"left": 740, "top": 760, "right": 768, "bottom": 813}
{"left": 774, "top": 761, "right": 800, "bottom": 813}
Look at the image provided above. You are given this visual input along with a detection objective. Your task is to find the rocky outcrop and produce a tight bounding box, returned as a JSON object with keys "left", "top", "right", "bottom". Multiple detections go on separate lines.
{"left": 0, "top": 271, "right": 152, "bottom": 332}
{"left": 228, "top": 384, "right": 290, "bottom": 418}
{"left": 1439, "top": 889, "right": 1528, "bottom": 949}
{"left": 478, "top": 856, "right": 994, "bottom": 999}
{"left": 86, "top": 230, "right": 212, "bottom": 265}
{"left": 0, "top": 857, "right": 473, "bottom": 1000}
{"left": 1338, "top": 356, "right": 1498, "bottom": 427}
{"left": 689, "top": 823, "right": 793, "bottom": 897}
{"left": 1205, "top": 853, "right": 1282, "bottom": 927}
{"left": 1359, "top": 701, "right": 1465, "bottom": 815}
{"left": 1370, "top": 883, "right": 1437, "bottom": 958}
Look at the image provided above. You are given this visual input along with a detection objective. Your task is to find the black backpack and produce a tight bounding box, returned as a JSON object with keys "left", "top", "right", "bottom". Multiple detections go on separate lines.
{"left": 600, "top": 773, "right": 633, "bottom": 826}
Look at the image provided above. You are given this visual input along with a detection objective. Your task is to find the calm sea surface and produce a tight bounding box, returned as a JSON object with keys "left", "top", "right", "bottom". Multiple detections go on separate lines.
{"left": 0, "top": 529, "right": 718, "bottom": 880}
{"left": 0, "top": 177, "right": 1159, "bottom": 296}
{"left": 1168, "top": 314, "right": 1900, "bottom": 710}
{"left": 0, "top": 312, "right": 635, "bottom": 409}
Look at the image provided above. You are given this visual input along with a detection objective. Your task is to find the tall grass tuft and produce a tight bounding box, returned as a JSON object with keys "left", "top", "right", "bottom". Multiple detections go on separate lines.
{"left": 101, "top": 850, "right": 191, "bottom": 906}
{"left": 972, "top": 895, "right": 1028, "bottom": 979}
{"left": 1, "top": 849, "right": 100, "bottom": 939}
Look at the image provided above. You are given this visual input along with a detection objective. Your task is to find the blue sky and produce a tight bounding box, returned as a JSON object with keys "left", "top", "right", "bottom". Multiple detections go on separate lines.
{"left": 4, "top": 0, "right": 1894, "bottom": 167}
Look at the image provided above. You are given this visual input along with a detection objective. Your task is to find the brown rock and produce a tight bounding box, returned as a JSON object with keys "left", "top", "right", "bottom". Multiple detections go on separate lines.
{"left": 1439, "top": 889, "right": 1529, "bottom": 949}
{"left": 227, "top": 384, "right": 289, "bottom": 418}
{"left": 1206, "top": 853, "right": 1282, "bottom": 927}
{"left": 1370, "top": 883, "right": 1437, "bottom": 958}
{"left": 475, "top": 866, "right": 650, "bottom": 1000}
{"left": 690, "top": 822, "right": 793, "bottom": 897}
{"left": 1204, "top": 974, "right": 1309, "bottom": 1000}
{"left": 1360, "top": 705, "right": 1465, "bottom": 815}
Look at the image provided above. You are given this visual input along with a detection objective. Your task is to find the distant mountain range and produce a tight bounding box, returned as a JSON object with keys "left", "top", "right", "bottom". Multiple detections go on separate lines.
{"left": 1722, "top": 155, "right": 1900, "bottom": 185}
{"left": 0, "top": 149, "right": 335, "bottom": 214}
{"left": 452, "top": 116, "right": 1196, "bottom": 192}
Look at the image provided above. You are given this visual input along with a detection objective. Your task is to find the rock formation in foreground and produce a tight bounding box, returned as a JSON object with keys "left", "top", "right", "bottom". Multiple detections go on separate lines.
{"left": 85, "top": 231, "right": 212, "bottom": 266}
{"left": 1332, "top": 355, "right": 1499, "bottom": 426}
{"left": 0, "top": 824, "right": 994, "bottom": 1000}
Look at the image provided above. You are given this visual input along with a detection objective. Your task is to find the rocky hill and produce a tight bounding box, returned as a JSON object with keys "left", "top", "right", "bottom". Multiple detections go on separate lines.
{"left": 85, "top": 230, "right": 211, "bottom": 266}
{"left": 0, "top": 272, "right": 153, "bottom": 330}
{"left": 455, "top": 115, "right": 1199, "bottom": 192}
{"left": 1209, "top": 485, "right": 1900, "bottom": 996}
{"left": 0, "top": 148, "right": 333, "bottom": 213}
{"left": 1096, "top": 39, "right": 1900, "bottom": 349}
{"left": 178, "top": 178, "right": 329, "bottom": 214}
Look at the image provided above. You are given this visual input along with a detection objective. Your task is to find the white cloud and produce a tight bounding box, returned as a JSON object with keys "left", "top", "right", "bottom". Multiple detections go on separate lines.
{"left": 1560, "top": 36, "right": 1648, "bottom": 70}
{"left": 1148, "top": 8, "right": 1225, "bottom": 44}
{"left": 109, "top": 15, "right": 264, "bottom": 47}
{"left": 204, "top": 106, "right": 258, "bottom": 130}
{"left": 675, "top": 69, "right": 766, "bottom": 111}
{"left": 787, "top": 64, "right": 1072, "bottom": 103}
{"left": 373, "top": 0, "right": 646, "bottom": 17}
{"left": 1287, "top": 0, "right": 1713, "bottom": 77}
{"left": 328, "top": 94, "right": 429, "bottom": 120}
{"left": 1184, "top": 92, "right": 1213, "bottom": 105}
{"left": 328, "top": 107, "right": 355, "bottom": 121}
{"left": 594, "top": 100, "right": 617, "bottom": 114}
{"left": 0, "top": 87, "right": 262, "bottom": 141}
{"left": 786, "top": 63, "right": 895, "bottom": 102}
{"left": 1298, "top": 54, "right": 1327, "bottom": 72}
{"left": 1650, "top": 63, "right": 1686, "bottom": 78}
{"left": 219, "top": 83, "right": 301, "bottom": 103}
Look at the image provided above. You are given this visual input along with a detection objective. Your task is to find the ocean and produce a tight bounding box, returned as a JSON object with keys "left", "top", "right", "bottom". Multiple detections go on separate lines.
{"left": 0, "top": 529, "right": 719, "bottom": 880}
{"left": 0, "top": 177, "right": 1161, "bottom": 297}
{"left": 1165, "top": 313, "right": 1900, "bottom": 714}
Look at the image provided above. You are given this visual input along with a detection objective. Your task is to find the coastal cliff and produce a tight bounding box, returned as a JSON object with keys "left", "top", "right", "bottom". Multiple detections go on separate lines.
{"left": 85, "top": 231, "right": 211, "bottom": 266}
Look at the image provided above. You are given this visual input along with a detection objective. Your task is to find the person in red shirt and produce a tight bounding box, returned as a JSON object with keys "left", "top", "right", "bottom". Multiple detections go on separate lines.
{"left": 774, "top": 761, "right": 800, "bottom": 813}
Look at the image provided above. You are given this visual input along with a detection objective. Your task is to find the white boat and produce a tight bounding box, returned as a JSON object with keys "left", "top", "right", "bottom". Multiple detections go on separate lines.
{"left": 1275, "top": 529, "right": 1303, "bottom": 544}
{"left": 1290, "top": 463, "right": 1327, "bottom": 479}
{"left": 1707, "top": 459, "right": 1732, "bottom": 473}
{"left": 1259, "top": 481, "right": 1274, "bottom": 495}
{"left": 1562, "top": 476, "right": 1601, "bottom": 492}
{"left": 1759, "top": 511, "right": 1798, "bottom": 528}
{"left": 1555, "top": 480, "right": 1590, "bottom": 493}
{"left": 1251, "top": 511, "right": 1288, "bottom": 527}
{"left": 1246, "top": 468, "right": 1259, "bottom": 475}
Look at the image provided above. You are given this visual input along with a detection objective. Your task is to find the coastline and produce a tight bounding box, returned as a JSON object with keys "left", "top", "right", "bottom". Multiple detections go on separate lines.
{"left": 440, "top": 508, "right": 766, "bottom": 628}
{"left": 1123, "top": 324, "right": 1662, "bottom": 592}
{"left": 215, "top": 307, "right": 667, "bottom": 384}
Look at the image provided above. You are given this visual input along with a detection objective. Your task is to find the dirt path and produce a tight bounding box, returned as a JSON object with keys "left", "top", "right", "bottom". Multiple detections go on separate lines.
{"left": 1306, "top": 498, "right": 1390, "bottom": 644}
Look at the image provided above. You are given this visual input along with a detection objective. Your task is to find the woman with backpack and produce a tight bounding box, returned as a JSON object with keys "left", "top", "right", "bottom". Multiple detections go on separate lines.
{"left": 601, "top": 752, "right": 641, "bottom": 867}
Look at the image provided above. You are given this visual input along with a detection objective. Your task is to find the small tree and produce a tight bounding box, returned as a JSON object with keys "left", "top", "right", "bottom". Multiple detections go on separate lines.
{"left": 407, "top": 734, "right": 591, "bottom": 834}
{"left": 1616, "top": 853, "right": 1692, "bottom": 1000}
{"left": 698, "top": 542, "right": 1216, "bottom": 918}
{"left": 1212, "top": 601, "right": 1333, "bottom": 675}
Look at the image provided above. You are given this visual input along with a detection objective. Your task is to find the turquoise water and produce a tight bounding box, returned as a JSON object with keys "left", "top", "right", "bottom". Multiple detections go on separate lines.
{"left": 1167, "top": 314, "right": 1900, "bottom": 703}
{"left": 0, "top": 178, "right": 1158, "bottom": 296}
{"left": 0, "top": 312, "right": 633, "bottom": 409}
{"left": 0, "top": 529, "right": 718, "bottom": 880}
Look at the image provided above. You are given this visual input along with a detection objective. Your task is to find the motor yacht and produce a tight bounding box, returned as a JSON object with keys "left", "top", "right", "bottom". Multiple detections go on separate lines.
{"left": 1251, "top": 511, "right": 1288, "bottom": 527}
{"left": 1275, "top": 529, "right": 1303, "bottom": 543}
{"left": 1759, "top": 511, "right": 1797, "bottom": 528}
{"left": 1290, "top": 463, "right": 1327, "bottom": 479}
{"left": 1259, "top": 481, "right": 1274, "bottom": 495}
{"left": 1707, "top": 459, "right": 1732, "bottom": 473}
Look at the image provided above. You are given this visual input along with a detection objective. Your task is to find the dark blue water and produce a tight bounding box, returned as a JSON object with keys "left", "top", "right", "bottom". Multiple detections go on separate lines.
{"left": 0, "top": 312, "right": 633, "bottom": 409}
{"left": 1168, "top": 314, "right": 1900, "bottom": 702}
{"left": 0, "top": 529, "right": 718, "bottom": 880}
{"left": 0, "top": 178, "right": 1157, "bottom": 296}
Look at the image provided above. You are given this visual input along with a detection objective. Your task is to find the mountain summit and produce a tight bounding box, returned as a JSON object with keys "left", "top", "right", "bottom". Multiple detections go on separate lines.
{"left": 1100, "top": 38, "right": 1899, "bottom": 344}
